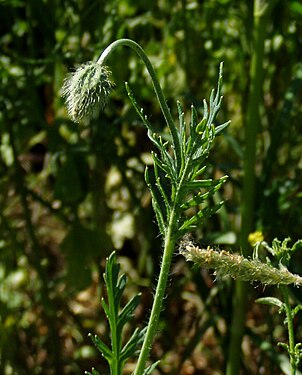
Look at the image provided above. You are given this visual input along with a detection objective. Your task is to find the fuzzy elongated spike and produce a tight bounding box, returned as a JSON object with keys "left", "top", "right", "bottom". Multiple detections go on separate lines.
{"left": 181, "top": 244, "right": 302, "bottom": 286}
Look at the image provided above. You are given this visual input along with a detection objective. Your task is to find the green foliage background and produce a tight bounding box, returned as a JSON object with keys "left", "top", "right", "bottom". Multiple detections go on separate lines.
{"left": 1, "top": 0, "right": 302, "bottom": 374}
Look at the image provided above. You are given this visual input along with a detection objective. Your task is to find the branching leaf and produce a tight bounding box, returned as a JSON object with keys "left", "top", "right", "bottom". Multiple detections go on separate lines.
{"left": 126, "top": 63, "right": 229, "bottom": 242}
{"left": 155, "top": 177, "right": 171, "bottom": 217}
{"left": 189, "top": 105, "right": 199, "bottom": 143}
{"left": 177, "top": 101, "right": 187, "bottom": 164}
{"left": 215, "top": 121, "right": 231, "bottom": 135}
{"left": 178, "top": 201, "right": 224, "bottom": 237}
{"left": 184, "top": 179, "right": 216, "bottom": 190}
{"left": 291, "top": 239, "right": 302, "bottom": 254}
{"left": 120, "top": 327, "right": 147, "bottom": 363}
{"left": 151, "top": 151, "right": 170, "bottom": 177}
{"left": 256, "top": 297, "right": 285, "bottom": 309}
{"left": 85, "top": 252, "right": 146, "bottom": 375}
{"left": 292, "top": 304, "right": 302, "bottom": 318}
{"left": 180, "top": 177, "right": 228, "bottom": 210}
{"left": 118, "top": 294, "right": 141, "bottom": 332}
{"left": 125, "top": 82, "right": 156, "bottom": 137}
{"left": 101, "top": 297, "right": 111, "bottom": 318}
{"left": 278, "top": 342, "right": 290, "bottom": 352}
{"left": 142, "top": 361, "right": 161, "bottom": 375}
{"left": 145, "top": 167, "right": 167, "bottom": 235}
{"left": 115, "top": 274, "right": 127, "bottom": 308}
{"left": 189, "top": 165, "right": 207, "bottom": 180}
{"left": 89, "top": 333, "right": 112, "bottom": 361}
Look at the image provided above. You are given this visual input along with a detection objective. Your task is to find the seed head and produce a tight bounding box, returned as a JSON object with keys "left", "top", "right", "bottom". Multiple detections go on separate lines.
{"left": 62, "top": 62, "right": 114, "bottom": 122}
{"left": 180, "top": 243, "right": 302, "bottom": 287}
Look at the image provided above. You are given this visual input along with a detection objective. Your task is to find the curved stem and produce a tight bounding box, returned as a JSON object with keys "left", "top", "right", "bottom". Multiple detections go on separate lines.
{"left": 133, "top": 211, "right": 176, "bottom": 375}
{"left": 97, "top": 38, "right": 182, "bottom": 170}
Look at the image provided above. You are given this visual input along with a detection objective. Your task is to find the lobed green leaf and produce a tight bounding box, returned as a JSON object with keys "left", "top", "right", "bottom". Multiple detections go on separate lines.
{"left": 118, "top": 294, "right": 141, "bottom": 333}
{"left": 120, "top": 327, "right": 147, "bottom": 363}
{"left": 125, "top": 82, "right": 156, "bottom": 136}
{"left": 178, "top": 201, "right": 224, "bottom": 236}
{"left": 142, "top": 361, "right": 161, "bottom": 375}
{"left": 256, "top": 297, "right": 285, "bottom": 309}
{"left": 89, "top": 333, "right": 113, "bottom": 361}
{"left": 180, "top": 176, "right": 228, "bottom": 210}
{"left": 101, "top": 298, "right": 110, "bottom": 320}
{"left": 145, "top": 167, "right": 167, "bottom": 235}
{"left": 184, "top": 179, "right": 216, "bottom": 190}
{"left": 115, "top": 274, "right": 127, "bottom": 309}
{"left": 215, "top": 120, "right": 231, "bottom": 135}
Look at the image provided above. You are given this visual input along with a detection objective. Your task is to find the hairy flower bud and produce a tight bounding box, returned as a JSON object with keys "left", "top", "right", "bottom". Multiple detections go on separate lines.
{"left": 62, "top": 62, "right": 114, "bottom": 122}
{"left": 180, "top": 242, "right": 302, "bottom": 287}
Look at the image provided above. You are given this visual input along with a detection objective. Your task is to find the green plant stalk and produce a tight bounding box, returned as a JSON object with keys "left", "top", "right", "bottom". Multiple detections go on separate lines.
{"left": 97, "top": 38, "right": 182, "bottom": 170}
{"left": 64, "top": 38, "right": 227, "bottom": 374}
{"left": 226, "top": 1, "right": 274, "bottom": 374}
{"left": 110, "top": 297, "right": 122, "bottom": 375}
{"left": 102, "top": 256, "right": 122, "bottom": 375}
{"left": 134, "top": 152, "right": 200, "bottom": 373}
{"left": 96, "top": 39, "right": 183, "bottom": 373}
{"left": 281, "top": 286, "right": 297, "bottom": 375}
{"left": 133, "top": 213, "right": 176, "bottom": 375}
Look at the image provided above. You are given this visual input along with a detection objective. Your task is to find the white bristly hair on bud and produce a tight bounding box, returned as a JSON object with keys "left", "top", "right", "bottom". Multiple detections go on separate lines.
{"left": 61, "top": 62, "right": 114, "bottom": 122}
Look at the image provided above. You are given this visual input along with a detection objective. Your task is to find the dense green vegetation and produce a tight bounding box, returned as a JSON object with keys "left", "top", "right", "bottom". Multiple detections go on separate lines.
{"left": 1, "top": 1, "right": 302, "bottom": 374}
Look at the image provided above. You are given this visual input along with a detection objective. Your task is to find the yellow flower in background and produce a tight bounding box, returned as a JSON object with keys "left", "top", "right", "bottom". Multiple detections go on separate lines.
{"left": 248, "top": 231, "right": 264, "bottom": 246}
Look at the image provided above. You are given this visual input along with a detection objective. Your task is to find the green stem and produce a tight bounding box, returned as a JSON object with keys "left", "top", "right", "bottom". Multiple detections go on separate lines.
{"left": 133, "top": 156, "right": 190, "bottom": 374}
{"left": 281, "top": 286, "right": 296, "bottom": 375}
{"left": 96, "top": 38, "right": 187, "bottom": 374}
{"left": 111, "top": 313, "right": 121, "bottom": 375}
{"left": 240, "top": 0, "right": 275, "bottom": 250}
{"left": 133, "top": 212, "right": 176, "bottom": 375}
{"left": 109, "top": 294, "right": 119, "bottom": 375}
{"left": 97, "top": 38, "right": 182, "bottom": 170}
{"left": 108, "top": 258, "right": 121, "bottom": 375}
{"left": 226, "top": 1, "right": 274, "bottom": 374}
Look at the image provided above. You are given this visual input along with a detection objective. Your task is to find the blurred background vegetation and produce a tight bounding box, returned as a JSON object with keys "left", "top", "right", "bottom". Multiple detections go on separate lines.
{"left": 1, "top": 0, "right": 302, "bottom": 374}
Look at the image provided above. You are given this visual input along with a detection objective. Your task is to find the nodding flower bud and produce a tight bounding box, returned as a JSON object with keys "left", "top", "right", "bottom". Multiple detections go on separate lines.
{"left": 180, "top": 242, "right": 302, "bottom": 287}
{"left": 62, "top": 62, "right": 114, "bottom": 122}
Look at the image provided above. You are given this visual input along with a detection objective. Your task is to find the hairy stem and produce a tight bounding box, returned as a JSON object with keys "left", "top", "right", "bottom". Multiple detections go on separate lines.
{"left": 133, "top": 213, "right": 176, "bottom": 375}
{"left": 97, "top": 38, "right": 182, "bottom": 170}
